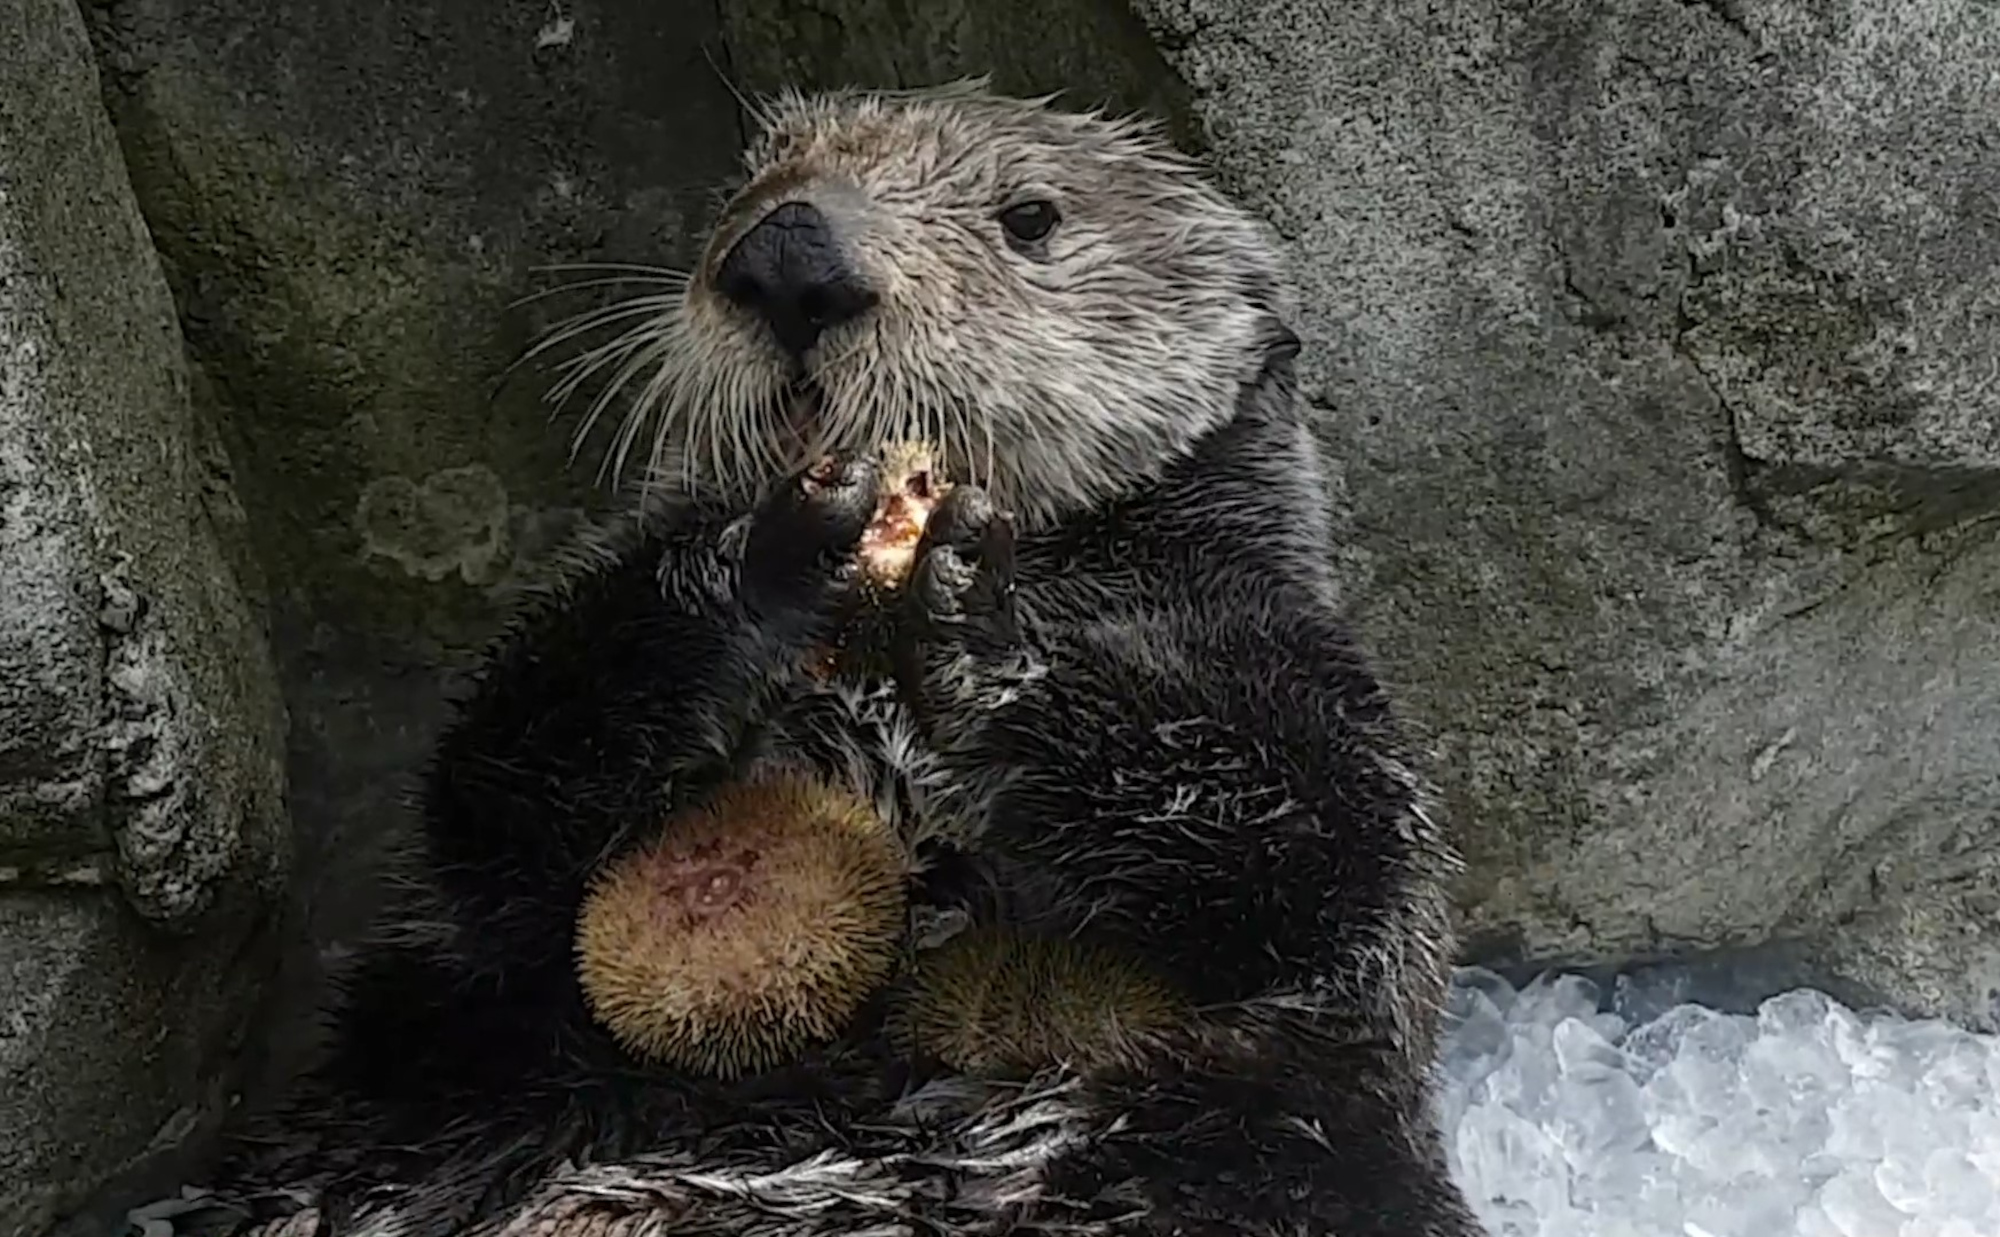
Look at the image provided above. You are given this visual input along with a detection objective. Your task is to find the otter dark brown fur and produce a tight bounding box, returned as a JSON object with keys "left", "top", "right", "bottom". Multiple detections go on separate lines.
{"left": 180, "top": 80, "right": 1485, "bottom": 1237}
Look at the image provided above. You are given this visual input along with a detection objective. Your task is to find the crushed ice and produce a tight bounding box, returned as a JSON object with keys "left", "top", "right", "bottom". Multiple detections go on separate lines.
{"left": 1436, "top": 967, "right": 2000, "bottom": 1237}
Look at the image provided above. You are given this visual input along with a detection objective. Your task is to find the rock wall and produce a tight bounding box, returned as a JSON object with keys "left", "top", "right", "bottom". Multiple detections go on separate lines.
{"left": 0, "top": 0, "right": 289, "bottom": 1232}
{"left": 5, "top": 0, "right": 1998, "bottom": 1229}
{"left": 1131, "top": 0, "right": 2000, "bottom": 1024}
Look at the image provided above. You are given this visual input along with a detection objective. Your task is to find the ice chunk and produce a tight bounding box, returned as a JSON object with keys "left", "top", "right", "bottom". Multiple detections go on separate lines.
{"left": 1441, "top": 981, "right": 1511, "bottom": 1075}
{"left": 1566, "top": 1145, "right": 1682, "bottom": 1214}
{"left": 1758, "top": 987, "right": 1839, "bottom": 1035}
{"left": 1454, "top": 965, "right": 1520, "bottom": 1013}
{"left": 1793, "top": 1199, "right": 1847, "bottom": 1237}
{"left": 1917, "top": 1148, "right": 1995, "bottom": 1220}
{"left": 1550, "top": 1016, "right": 1621, "bottom": 1076}
{"left": 1876, "top": 1153, "right": 1930, "bottom": 1214}
{"left": 1588, "top": 1010, "right": 1631, "bottom": 1044}
{"left": 1819, "top": 1165, "right": 1910, "bottom": 1236}
{"left": 1638, "top": 1007, "right": 1752, "bottom": 1144}
{"left": 1435, "top": 969, "right": 2000, "bottom": 1237}
{"left": 1897, "top": 1219, "right": 1991, "bottom": 1237}
{"left": 1512, "top": 972, "right": 1603, "bottom": 1028}
{"left": 1613, "top": 966, "right": 1694, "bottom": 1025}
{"left": 1545, "top": 1016, "right": 1651, "bottom": 1163}
{"left": 1453, "top": 1102, "right": 1572, "bottom": 1222}
{"left": 1485, "top": 1021, "right": 1562, "bottom": 1123}
{"left": 1623, "top": 1003, "right": 1747, "bottom": 1083}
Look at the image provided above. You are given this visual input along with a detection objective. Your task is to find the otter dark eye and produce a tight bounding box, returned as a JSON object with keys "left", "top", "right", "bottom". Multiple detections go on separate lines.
{"left": 998, "top": 200, "right": 1060, "bottom": 248}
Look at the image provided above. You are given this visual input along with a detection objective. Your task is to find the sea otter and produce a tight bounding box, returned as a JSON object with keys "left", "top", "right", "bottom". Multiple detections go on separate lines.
{"left": 180, "top": 80, "right": 1484, "bottom": 1237}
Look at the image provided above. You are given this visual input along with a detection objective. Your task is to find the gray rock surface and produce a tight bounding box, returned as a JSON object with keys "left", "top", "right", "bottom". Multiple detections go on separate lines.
{"left": 1131, "top": 0, "right": 2000, "bottom": 1026}
{"left": 0, "top": 0, "right": 289, "bottom": 1232}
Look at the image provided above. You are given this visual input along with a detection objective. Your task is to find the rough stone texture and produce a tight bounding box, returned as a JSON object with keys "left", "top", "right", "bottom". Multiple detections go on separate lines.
{"left": 1130, "top": 0, "right": 2000, "bottom": 1026}
{"left": 718, "top": 0, "right": 1196, "bottom": 144}
{"left": 0, "top": 0, "right": 289, "bottom": 1232}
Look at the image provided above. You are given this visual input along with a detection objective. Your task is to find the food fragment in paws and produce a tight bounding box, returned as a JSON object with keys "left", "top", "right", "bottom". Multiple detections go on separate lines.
{"left": 857, "top": 440, "right": 953, "bottom": 592}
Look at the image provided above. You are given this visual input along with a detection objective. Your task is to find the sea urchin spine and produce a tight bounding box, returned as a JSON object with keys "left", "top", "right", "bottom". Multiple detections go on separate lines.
{"left": 574, "top": 769, "right": 909, "bottom": 1079}
{"left": 889, "top": 927, "right": 1184, "bottom": 1076}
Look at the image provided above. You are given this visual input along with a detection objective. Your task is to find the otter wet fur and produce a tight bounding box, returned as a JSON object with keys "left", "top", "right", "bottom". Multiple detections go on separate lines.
{"left": 182, "top": 80, "right": 1486, "bottom": 1237}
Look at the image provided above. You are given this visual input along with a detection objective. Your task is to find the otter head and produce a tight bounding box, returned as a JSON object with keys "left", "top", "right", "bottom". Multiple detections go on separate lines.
{"left": 570, "top": 80, "right": 1297, "bottom": 529}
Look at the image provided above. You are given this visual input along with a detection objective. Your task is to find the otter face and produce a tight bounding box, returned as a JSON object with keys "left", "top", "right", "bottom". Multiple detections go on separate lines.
{"left": 559, "top": 81, "right": 1295, "bottom": 528}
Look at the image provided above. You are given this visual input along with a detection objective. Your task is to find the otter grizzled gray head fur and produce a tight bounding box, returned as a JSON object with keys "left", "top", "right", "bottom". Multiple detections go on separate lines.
{"left": 546, "top": 79, "right": 1295, "bottom": 530}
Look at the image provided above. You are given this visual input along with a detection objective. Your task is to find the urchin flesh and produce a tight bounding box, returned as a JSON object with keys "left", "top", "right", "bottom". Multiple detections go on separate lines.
{"left": 855, "top": 439, "right": 953, "bottom": 594}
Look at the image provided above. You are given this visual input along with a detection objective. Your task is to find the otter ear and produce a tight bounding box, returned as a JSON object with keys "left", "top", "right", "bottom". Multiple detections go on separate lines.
{"left": 1264, "top": 323, "right": 1301, "bottom": 363}
{"left": 1255, "top": 317, "right": 1301, "bottom": 375}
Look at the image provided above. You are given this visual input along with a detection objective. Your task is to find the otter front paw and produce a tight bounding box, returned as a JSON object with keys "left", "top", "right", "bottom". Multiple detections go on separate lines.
{"left": 893, "top": 485, "right": 1035, "bottom": 734}
{"left": 903, "top": 485, "right": 1019, "bottom": 652}
{"left": 733, "top": 453, "right": 881, "bottom": 632}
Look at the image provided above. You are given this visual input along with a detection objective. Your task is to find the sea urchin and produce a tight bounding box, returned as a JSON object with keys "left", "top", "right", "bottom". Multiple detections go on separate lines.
{"left": 574, "top": 769, "right": 909, "bottom": 1078}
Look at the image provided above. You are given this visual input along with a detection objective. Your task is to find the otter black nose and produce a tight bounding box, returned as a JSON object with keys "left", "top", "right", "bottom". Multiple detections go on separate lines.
{"left": 715, "top": 201, "right": 878, "bottom": 357}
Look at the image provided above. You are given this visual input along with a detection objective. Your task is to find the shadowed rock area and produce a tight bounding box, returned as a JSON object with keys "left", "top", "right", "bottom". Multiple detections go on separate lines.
{"left": 1, "top": 0, "right": 288, "bottom": 1232}
{"left": 0, "top": 0, "right": 1995, "bottom": 1230}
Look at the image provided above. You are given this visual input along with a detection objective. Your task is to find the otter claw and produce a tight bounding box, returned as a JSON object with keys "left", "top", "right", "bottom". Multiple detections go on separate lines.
{"left": 738, "top": 452, "right": 881, "bottom": 625}
{"left": 799, "top": 452, "right": 850, "bottom": 495}
{"left": 784, "top": 452, "right": 881, "bottom": 534}
{"left": 907, "top": 485, "right": 1017, "bottom": 640}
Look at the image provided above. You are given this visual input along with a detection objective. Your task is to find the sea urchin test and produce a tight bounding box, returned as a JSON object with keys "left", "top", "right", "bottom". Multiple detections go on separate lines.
{"left": 574, "top": 769, "right": 908, "bottom": 1079}
{"left": 890, "top": 926, "right": 1185, "bottom": 1076}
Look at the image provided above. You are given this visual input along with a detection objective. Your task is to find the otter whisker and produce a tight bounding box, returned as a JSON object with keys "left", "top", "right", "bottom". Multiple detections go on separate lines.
{"left": 725, "top": 377, "right": 784, "bottom": 499}
{"left": 904, "top": 370, "right": 932, "bottom": 462}
{"left": 952, "top": 397, "right": 983, "bottom": 495}
{"left": 531, "top": 285, "right": 681, "bottom": 334}
{"left": 546, "top": 343, "right": 645, "bottom": 431}
{"left": 542, "top": 318, "right": 662, "bottom": 414}
{"left": 932, "top": 408, "right": 950, "bottom": 484}
{"left": 508, "top": 276, "right": 686, "bottom": 312}
{"left": 813, "top": 326, "right": 875, "bottom": 376}
{"left": 571, "top": 330, "right": 676, "bottom": 478}
{"left": 529, "top": 261, "right": 692, "bottom": 280}
{"left": 522, "top": 295, "right": 676, "bottom": 368}
{"left": 602, "top": 335, "right": 689, "bottom": 488}
{"left": 981, "top": 407, "right": 998, "bottom": 494}
{"left": 627, "top": 370, "right": 689, "bottom": 502}
{"left": 492, "top": 297, "right": 674, "bottom": 403}
{"left": 684, "top": 366, "right": 728, "bottom": 498}
{"left": 524, "top": 299, "right": 678, "bottom": 372}
{"left": 704, "top": 377, "right": 735, "bottom": 501}
{"left": 613, "top": 336, "right": 688, "bottom": 488}
{"left": 700, "top": 42, "right": 772, "bottom": 132}
{"left": 704, "top": 384, "right": 728, "bottom": 500}
{"left": 953, "top": 399, "right": 976, "bottom": 492}
{"left": 940, "top": 398, "right": 960, "bottom": 486}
